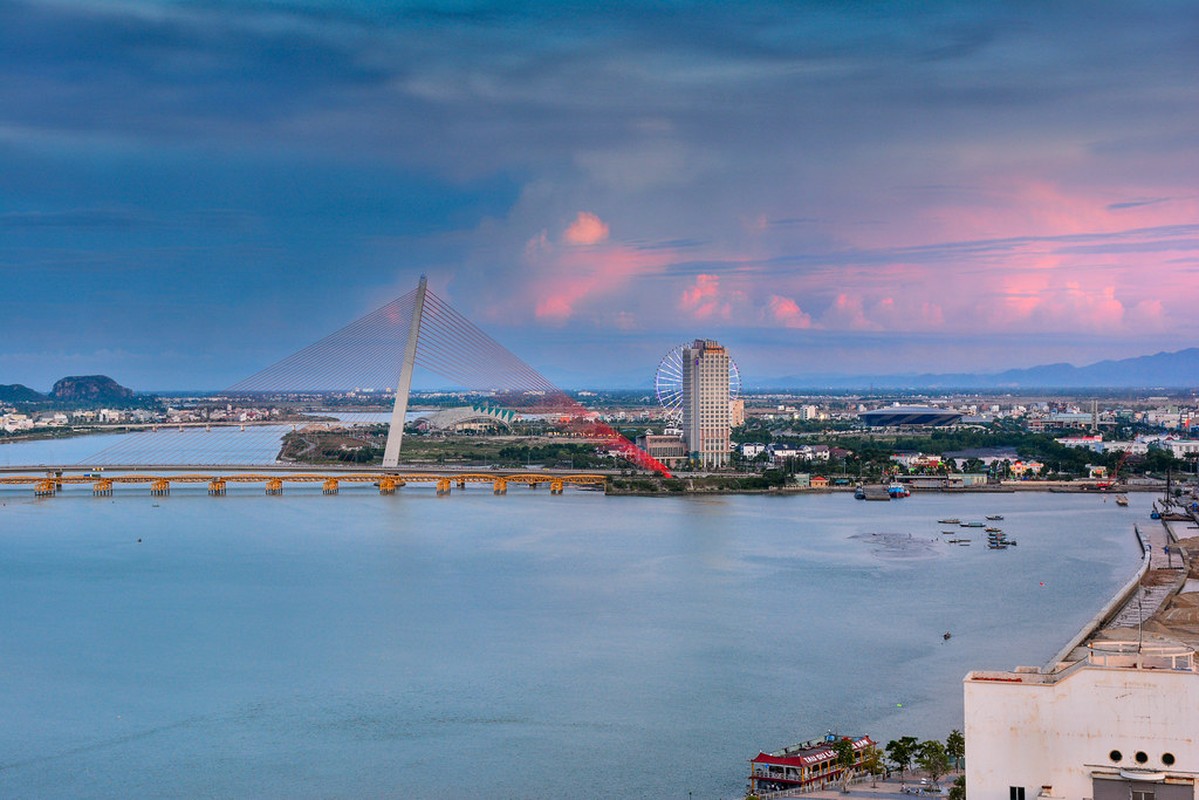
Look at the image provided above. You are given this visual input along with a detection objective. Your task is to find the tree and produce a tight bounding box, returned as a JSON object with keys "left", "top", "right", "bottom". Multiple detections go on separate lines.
{"left": 886, "top": 737, "right": 919, "bottom": 777}
{"left": 833, "top": 738, "right": 857, "bottom": 791}
{"left": 917, "top": 740, "right": 952, "bottom": 787}
{"left": 946, "top": 729, "right": 965, "bottom": 771}
{"left": 948, "top": 775, "right": 966, "bottom": 800}
{"left": 860, "top": 745, "right": 885, "bottom": 787}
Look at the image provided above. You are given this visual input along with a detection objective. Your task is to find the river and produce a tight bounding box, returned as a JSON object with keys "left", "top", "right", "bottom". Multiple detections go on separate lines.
{"left": 0, "top": 442, "right": 1144, "bottom": 798}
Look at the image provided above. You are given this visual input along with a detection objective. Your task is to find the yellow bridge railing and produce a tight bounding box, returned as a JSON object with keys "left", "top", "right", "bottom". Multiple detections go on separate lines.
{"left": 0, "top": 472, "right": 607, "bottom": 497}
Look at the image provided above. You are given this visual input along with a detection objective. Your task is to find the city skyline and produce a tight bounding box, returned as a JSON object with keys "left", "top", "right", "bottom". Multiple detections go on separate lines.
{"left": 2, "top": 1, "right": 1197, "bottom": 391}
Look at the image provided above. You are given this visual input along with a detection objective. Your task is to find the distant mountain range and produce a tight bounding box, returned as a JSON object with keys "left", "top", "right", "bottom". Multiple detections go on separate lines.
{"left": 0, "top": 375, "right": 138, "bottom": 405}
{"left": 751, "top": 347, "right": 1199, "bottom": 390}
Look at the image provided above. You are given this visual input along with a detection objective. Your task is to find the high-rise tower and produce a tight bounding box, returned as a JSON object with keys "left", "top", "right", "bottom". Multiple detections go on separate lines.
{"left": 681, "top": 339, "right": 731, "bottom": 468}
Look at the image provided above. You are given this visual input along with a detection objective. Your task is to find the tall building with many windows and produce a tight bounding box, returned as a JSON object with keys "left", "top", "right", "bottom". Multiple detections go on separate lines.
{"left": 681, "top": 339, "right": 731, "bottom": 468}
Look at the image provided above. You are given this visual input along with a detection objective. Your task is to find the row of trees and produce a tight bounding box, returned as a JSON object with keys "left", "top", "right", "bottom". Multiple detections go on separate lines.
{"left": 822, "top": 730, "right": 964, "bottom": 794}
{"left": 883, "top": 730, "right": 964, "bottom": 785}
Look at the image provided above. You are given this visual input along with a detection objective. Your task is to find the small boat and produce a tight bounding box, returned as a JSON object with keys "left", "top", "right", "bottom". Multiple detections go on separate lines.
{"left": 887, "top": 482, "right": 910, "bottom": 498}
{"left": 938, "top": 518, "right": 960, "bottom": 524}
{"left": 988, "top": 543, "right": 1008, "bottom": 550}
{"left": 943, "top": 631, "right": 952, "bottom": 641}
{"left": 1115, "top": 495, "right": 1129, "bottom": 507}
{"left": 854, "top": 486, "right": 866, "bottom": 500}
{"left": 947, "top": 538, "right": 970, "bottom": 544}
{"left": 960, "top": 521, "right": 985, "bottom": 528}
{"left": 957, "top": 541, "right": 972, "bottom": 546}
{"left": 986, "top": 515, "right": 1004, "bottom": 521}
{"left": 985, "top": 526, "right": 1003, "bottom": 533}
{"left": 941, "top": 530, "right": 957, "bottom": 535}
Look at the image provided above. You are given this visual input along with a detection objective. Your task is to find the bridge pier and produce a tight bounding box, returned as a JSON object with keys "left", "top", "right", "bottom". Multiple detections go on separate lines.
{"left": 265, "top": 478, "right": 283, "bottom": 496}
{"left": 93, "top": 479, "right": 113, "bottom": 497}
{"left": 150, "top": 479, "right": 170, "bottom": 497}
{"left": 208, "top": 479, "right": 226, "bottom": 496}
{"left": 322, "top": 478, "right": 339, "bottom": 495}
{"left": 435, "top": 478, "right": 451, "bottom": 496}
{"left": 378, "top": 477, "right": 398, "bottom": 495}
{"left": 550, "top": 480, "right": 564, "bottom": 495}
{"left": 493, "top": 478, "right": 507, "bottom": 495}
{"left": 34, "top": 479, "right": 56, "bottom": 498}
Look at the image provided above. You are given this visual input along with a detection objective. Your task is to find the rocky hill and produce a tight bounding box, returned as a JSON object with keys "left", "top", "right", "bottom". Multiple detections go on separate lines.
{"left": 50, "top": 375, "right": 135, "bottom": 404}
{"left": 0, "top": 383, "right": 46, "bottom": 403}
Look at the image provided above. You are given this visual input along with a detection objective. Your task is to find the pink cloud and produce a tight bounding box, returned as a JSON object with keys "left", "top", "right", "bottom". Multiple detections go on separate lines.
{"left": 523, "top": 215, "right": 676, "bottom": 323}
{"left": 562, "top": 211, "right": 610, "bottom": 245}
{"left": 679, "top": 274, "right": 735, "bottom": 320}
{"left": 766, "top": 294, "right": 813, "bottom": 329}
{"left": 821, "top": 293, "right": 879, "bottom": 330}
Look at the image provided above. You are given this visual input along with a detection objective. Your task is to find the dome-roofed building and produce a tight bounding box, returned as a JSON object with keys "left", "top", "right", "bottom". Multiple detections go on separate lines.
{"left": 414, "top": 405, "right": 515, "bottom": 433}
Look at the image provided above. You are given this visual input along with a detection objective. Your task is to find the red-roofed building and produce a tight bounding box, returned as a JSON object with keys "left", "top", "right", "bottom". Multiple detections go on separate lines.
{"left": 749, "top": 733, "right": 876, "bottom": 794}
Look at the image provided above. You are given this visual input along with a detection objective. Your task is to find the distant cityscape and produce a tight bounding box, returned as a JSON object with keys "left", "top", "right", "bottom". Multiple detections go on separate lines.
{"left": 4, "top": 364, "right": 1198, "bottom": 485}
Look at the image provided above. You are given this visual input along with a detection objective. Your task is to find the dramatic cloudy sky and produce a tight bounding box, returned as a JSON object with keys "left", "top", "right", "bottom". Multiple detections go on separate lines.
{"left": 2, "top": 1, "right": 1197, "bottom": 390}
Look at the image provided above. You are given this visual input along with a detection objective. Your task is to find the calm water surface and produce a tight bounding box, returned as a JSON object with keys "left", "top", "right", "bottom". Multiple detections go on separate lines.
{"left": 0, "top": 478, "right": 1144, "bottom": 799}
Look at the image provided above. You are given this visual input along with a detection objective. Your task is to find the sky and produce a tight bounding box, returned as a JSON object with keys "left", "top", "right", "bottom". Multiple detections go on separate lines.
{"left": 2, "top": 0, "right": 1198, "bottom": 391}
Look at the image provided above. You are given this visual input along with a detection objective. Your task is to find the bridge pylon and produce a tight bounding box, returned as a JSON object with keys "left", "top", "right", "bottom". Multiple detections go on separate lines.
{"left": 382, "top": 275, "right": 427, "bottom": 468}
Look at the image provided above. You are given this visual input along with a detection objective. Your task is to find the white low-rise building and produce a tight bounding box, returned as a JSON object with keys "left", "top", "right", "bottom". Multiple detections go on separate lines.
{"left": 2, "top": 413, "right": 33, "bottom": 433}
{"left": 1166, "top": 440, "right": 1199, "bottom": 459}
{"left": 966, "top": 639, "right": 1199, "bottom": 800}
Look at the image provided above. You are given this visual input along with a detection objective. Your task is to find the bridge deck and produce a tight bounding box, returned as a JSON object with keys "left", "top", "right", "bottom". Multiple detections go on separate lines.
{"left": 0, "top": 470, "right": 606, "bottom": 497}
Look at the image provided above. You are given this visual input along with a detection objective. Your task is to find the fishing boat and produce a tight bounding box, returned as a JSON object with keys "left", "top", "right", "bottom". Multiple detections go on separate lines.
{"left": 887, "top": 482, "right": 910, "bottom": 498}
{"left": 938, "top": 518, "right": 961, "bottom": 524}
{"left": 986, "top": 515, "right": 1004, "bottom": 521}
{"left": 960, "top": 521, "right": 985, "bottom": 528}
{"left": 985, "top": 526, "right": 1003, "bottom": 533}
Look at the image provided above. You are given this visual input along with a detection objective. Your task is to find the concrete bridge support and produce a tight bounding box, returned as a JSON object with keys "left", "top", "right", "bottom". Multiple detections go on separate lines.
{"left": 382, "top": 276, "right": 427, "bottom": 469}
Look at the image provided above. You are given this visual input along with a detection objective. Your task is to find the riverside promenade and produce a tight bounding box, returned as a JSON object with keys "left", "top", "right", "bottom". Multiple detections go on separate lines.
{"left": 1100, "top": 518, "right": 1185, "bottom": 632}
{"left": 778, "top": 771, "right": 963, "bottom": 800}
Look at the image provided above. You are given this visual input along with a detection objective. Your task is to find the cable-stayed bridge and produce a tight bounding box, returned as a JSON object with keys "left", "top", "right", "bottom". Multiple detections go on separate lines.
{"left": 9, "top": 277, "right": 670, "bottom": 486}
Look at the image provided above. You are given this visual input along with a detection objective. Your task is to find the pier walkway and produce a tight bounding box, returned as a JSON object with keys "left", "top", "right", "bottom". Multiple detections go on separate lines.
{"left": 1100, "top": 520, "right": 1185, "bottom": 633}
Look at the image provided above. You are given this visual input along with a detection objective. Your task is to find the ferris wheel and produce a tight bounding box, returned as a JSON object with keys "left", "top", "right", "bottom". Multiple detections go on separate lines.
{"left": 654, "top": 342, "right": 741, "bottom": 425}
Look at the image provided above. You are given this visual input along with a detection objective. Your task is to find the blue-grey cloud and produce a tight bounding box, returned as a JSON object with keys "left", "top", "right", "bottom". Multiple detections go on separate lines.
{"left": 1, "top": 0, "right": 1197, "bottom": 387}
